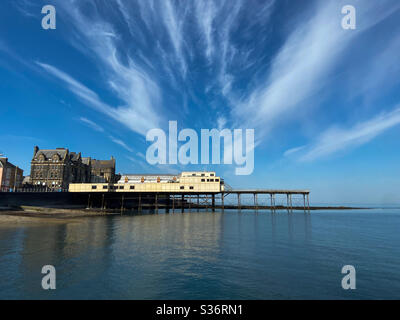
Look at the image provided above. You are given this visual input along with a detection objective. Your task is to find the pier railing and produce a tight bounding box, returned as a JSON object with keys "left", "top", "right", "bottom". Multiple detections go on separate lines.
{"left": 0, "top": 187, "right": 68, "bottom": 193}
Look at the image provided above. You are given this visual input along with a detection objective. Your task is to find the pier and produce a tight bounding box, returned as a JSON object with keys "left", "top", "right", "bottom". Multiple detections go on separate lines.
{"left": 57, "top": 189, "right": 311, "bottom": 212}
{"left": 85, "top": 189, "right": 311, "bottom": 213}
{"left": 1, "top": 170, "right": 311, "bottom": 212}
{"left": 0, "top": 189, "right": 310, "bottom": 212}
{"left": 222, "top": 189, "right": 310, "bottom": 211}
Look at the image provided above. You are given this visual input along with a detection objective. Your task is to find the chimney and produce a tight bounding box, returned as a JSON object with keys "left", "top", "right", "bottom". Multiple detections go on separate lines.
{"left": 34, "top": 146, "right": 39, "bottom": 157}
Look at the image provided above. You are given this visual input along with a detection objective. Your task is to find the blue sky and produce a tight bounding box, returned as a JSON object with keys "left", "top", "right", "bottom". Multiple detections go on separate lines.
{"left": 1, "top": 0, "right": 400, "bottom": 204}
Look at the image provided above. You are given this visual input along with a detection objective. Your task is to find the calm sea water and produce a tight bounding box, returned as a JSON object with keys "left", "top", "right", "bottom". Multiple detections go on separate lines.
{"left": 0, "top": 209, "right": 399, "bottom": 299}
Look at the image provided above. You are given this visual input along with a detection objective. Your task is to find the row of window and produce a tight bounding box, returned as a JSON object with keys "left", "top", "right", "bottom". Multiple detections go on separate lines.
{"left": 34, "top": 172, "right": 60, "bottom": 179}
{"left": 180, "top": 186, "right": 194, "bottom": 190}
{"left": 91, "top": 184, "right": 218, "bottom": 190}
{"left": 200, "top": 178, "right": 219, "bottom": 182}
{"left": 190, "top": 173, "right": 215, "bottom": 177}
{"left": 92, "top": 185, "right": 135, "bottom": 190}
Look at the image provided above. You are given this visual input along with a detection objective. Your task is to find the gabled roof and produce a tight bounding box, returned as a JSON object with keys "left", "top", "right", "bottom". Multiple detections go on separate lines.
{"left": 34, "top": 149, "right": 68, "bottom": 160}
{"left": 82, "top": 157, "right": 91, "bottom": 165}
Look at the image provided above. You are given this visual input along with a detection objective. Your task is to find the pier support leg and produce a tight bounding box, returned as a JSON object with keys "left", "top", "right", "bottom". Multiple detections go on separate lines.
{"left": 238, "top": 194, "right": 241, "bottom": 210}
{"left": 255, "top": 193, "right": 258, "bottom": 210}
{"left": 270, "top": 194, "right": 273, "bottom": 211}
{"left": 87, "top": 194, "right": 91, "bottom": 209}
{"left": 121, "top": 194, "right": 124, "bottom": 214}
{"left": 212, "top": 194, "right": 215, "bottom": 212}
{"left": 172, "top": 195, "right": 175, "bottom": 213}
{"left": 222, "top": 193, "right": 224, "bottom": 211}
{"left": 290, "top": 194, "right": 293, "bottom": 211}
{"left": 181, "top": 194, "right": 184, "bottom": 213}
{"left": 101, "top": 193, "right": 104, "bottom": 210}
{"left": 138, "top": 193, "right": 142, "bottom": 212}
{"left": 166, "top": 195, "right": 170, "bottom": 213}
{"left": 197, "top": 194, "right": 200, "bottom": 212}
{"left": 303, "top": 194, "right": 306, "bottom": 211}
{"left": 155, "top": 193, "right": 158, "bottom": 213}
{"left": 271, "top": 194, "right": 275, "bottom": 212}
{"left": 307, "top": 194, "right": 310, "bottom": 212}
{"left": 286, "top": 194, "right": 290, "bottom": 212}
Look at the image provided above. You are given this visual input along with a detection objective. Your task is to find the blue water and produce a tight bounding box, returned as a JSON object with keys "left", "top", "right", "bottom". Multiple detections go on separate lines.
{"left": 0, "top": 209, "right": 399, "bottom": 299}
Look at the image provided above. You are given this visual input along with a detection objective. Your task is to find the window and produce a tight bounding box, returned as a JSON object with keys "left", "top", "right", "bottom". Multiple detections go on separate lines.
{"left": 201, "top": 173, "right": 205, "bottom": 176}
{"left": 207, "top": 179, "right": 210, "bottom": 182}
{"left": 180, "top": 186, "right": 184, "bottom": 190}
{"left": 92, "top": 185, "right": 97, "bottom": 190}
{"left": 189, "top": 186, "right": 194, "bottom": 190}
{"left": 210, "top": 173, "right": 214, "bottom": 176}
{"left": 192, "top": 173, "right": 196, "bottom": 176}
{"left": 103, "top": 185, "right": 108, "bottom": 189}
{"left": 210, "top": 179, "right": 214, "bottom": 182}
{"left": 119, "top": 186, "right": 124, "bottom": 189}
{"left": 201, "top": 179, "right": 205, "bottom": 182}
{"left": 215, "top": 179, "right": 219, "bottom": 182}
{"left": 130, "top": 185, "right": 135, "bottom": 190}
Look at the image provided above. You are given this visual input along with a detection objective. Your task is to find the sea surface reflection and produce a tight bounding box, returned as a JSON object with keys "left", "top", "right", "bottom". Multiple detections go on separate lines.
{"left": 0, "top": 209, "right": 399, "bottom": 299}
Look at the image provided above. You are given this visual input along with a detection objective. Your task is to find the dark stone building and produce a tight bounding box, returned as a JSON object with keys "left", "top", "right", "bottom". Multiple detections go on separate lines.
{"left": 30, "top": 146, "right": 116, "bottom": 189}
{"left": 82, "top": 157, "right": 116, "bottom": 183}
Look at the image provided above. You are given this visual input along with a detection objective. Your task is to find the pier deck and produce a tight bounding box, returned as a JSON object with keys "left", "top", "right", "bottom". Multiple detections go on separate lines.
{"left": 1, "top": 189, "right": 310, "bottom": 212}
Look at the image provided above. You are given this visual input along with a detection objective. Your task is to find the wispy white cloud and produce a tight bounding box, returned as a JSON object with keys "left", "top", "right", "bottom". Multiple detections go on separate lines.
{"left": 13, "top": 0, "right": 36, "bottom": 17}
{"left": 109, "top": 136, "right": 133, "bottom": 153}
{"left": 234, "top": 1, "right": 347, "bottom": 138}
{"left": 36, "top": 61, "right": 158, "bottom": 136}
{"left": 79, "top": 117, "right": 104, "bottom": 132}
{"left": 195, "top": 0, "right": 218, "bottom": 60}
{"left": 283, "top": 146, "right": 306, "bottom": 157}
{"left": 233, "top": 0, "right": 400, "bottom": 142}
{"left": 217, "top": 116, "right": 227, "bottom": 130}
{"left": 159, "top": 0, "right": 187, "bottom": 76}
{"left": 286, "top": 105, "right": 400, "bottom": 161}
{"left": 136, "top": 152, "right": 146, "bottom": 160}
{"left": 49, "top": 0, "right": 162, "bottom": 134}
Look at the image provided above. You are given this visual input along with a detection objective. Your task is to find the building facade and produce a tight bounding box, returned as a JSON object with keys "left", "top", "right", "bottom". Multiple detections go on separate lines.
{"left": 82, "top": 157, "right": 116, "bottom": 183}
{"left": 0, "top": 157, "right": 24, "bottom": 191}
{"left": 30, "top": 146, "right": 116, "bottom": 189}
{"left": 69, "top": 171, "right": 223, "bottom": 193}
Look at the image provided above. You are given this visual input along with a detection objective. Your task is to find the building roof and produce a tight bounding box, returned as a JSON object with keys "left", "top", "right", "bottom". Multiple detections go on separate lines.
{"left": 69, "top": 152, "right": 81, "bottom": 161}
{"left": 121, "top": 173, "right": 177, "bottom": 177}
{"left": 34, "top": 149, "right": 68, "bottom": 160}
{"left": 0, "top": 157, "right": 16, "bottom": 168}
{"left": 82, "top": 157, "right": 91, "bottom": 165}
{"left": 0, "top": 157, "right": 6, "bottom": 168}
{"left": 91, "top": 159, "right": 115, "bottom": 169}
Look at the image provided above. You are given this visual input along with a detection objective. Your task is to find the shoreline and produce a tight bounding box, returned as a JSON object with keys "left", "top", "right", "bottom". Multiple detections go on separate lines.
{"left": 0, "top": 204, "right": 374, "bottom": 224}
{"left": 0, "top": 206, "right": 120, "bottom": 224}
